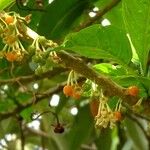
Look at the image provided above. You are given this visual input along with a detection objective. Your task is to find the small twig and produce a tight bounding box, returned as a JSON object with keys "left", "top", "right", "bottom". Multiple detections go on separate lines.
{"left": 16, "top": 117, "right": 25, "bottom": 150}
{"left": 0, "top": 67, "right": 66, "bottom": 86}
{"left": 31, "top": 110, "right": 59, "bottom": 123}
{"left": 0, "top": 81, "right": 66, "bottom": 121}
{"left": 75, "top": 0, "right": 121, "bottom": 31}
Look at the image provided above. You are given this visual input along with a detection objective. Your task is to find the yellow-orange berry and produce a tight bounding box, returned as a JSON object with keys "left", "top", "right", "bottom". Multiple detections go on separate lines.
{"left": 127, "top": 86, "right": 139, "bottom": 97}
{"left": 89, "top": 100, "right": 99, "bottom": 117}
{"left": 5, "top": 52, "right": 17, "bottom": 62}
{"left": 72, "top": 91, "right": 81, "bottom": 100}
{"left": 5, "top": 16, "right": 14, "bottom": 24}
{"left": 63, "top": 85, "right": 73, "bottom": 97}
{"left": 114, "top": 111, "right": 122, "bottom": 121}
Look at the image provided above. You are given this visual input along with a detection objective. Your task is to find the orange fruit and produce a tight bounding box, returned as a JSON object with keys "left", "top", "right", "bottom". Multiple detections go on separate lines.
{"left": 89, "top": 100, "right": 99, "bottom": 117}
{"left": 127, "top": 86, "right": 139, "bottom": 97}
{"left": 5, "top": 52, "right": 17, "bottom": 62}
{"left": 114, "top": 111, "right": 122, "bottom": 121}
{"left": 63, "top": 85, "right": 73, "bottom": 97}
{"left": 72, "top": 91, "right": 81, "bottom": 100}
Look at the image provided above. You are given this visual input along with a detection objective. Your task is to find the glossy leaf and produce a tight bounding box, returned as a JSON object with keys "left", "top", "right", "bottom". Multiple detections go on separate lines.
{"left": 38, "top": 0, "right": 90, "bottom": 40}
{"left": 94, "top": 63, "right": 127, "bottom": 76}
{"left": 95, "top": 128, "right": 112, "bottom": 150}
{"left": 62, "top": 25, "right": 132, "bottom": 65}
{"left": 105, "top": 3, "right": 125, "bottom": 30}
{"left": 122, "top": 0, "right": 150, "bottom": 74}
{"left": 66, "top": 105, "right": 94, "bottom": 150}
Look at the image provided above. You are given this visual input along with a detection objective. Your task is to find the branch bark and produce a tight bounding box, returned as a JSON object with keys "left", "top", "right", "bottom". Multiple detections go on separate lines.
{"left": 75, "top": 0, "right": 121, "bottom": 31}
{"left": 57, "top": 51, "right": 137, "bottom": 105}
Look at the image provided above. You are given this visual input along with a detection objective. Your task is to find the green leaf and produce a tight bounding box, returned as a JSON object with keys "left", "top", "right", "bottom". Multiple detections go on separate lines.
{"left": 65, "top": 105, "right": 94, "bottom": 150}
{"left": 16, "top": 92, "right": 32, "bottom": 104}
{"left": 105, "top": 3, "right": 125, "bottom": 30}
{"left": 62, "top": 25, "right": 132, "bottom": 65}
{"left": 122, "top": 0, "right": 150, "bottom": 74}
{"left": 95, "top": 128, "right": 112, "bottom": 150}
{"left": 0, "top": 98, "right": 16, "bottom": 113}
{"left": 20, "top": 107, "right": 33, "bottom": 122}
{"left": 0, "top": 0, "right": 14, "bottom": 10}
{"left": 124, "top": 118, "right": 149, "bottom": 150}
{"left": 38, "top": 0, "right": 90, "bottom": 40}
{"left": 94, "top": 63, "right": 127, "bottom": 76}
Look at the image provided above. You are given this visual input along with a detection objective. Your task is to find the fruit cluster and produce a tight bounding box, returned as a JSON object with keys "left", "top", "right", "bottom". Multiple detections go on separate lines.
{"left": 63, "top": 84, "right": 81, "bottom": 99}
{"left": 63, "top": 71, "right": 82, "bottom": 100}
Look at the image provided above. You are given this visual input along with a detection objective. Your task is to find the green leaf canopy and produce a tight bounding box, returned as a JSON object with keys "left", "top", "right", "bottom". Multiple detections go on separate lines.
{"left": 62, "top": 24, "right": 132, "bottom": 65}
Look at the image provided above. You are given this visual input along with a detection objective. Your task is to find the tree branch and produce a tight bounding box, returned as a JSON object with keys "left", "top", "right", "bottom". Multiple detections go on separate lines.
{"left": 0, "top": 67, "right": 66, "bottom": 86}
{"left": 57, "top": 51, "right": 137, "bottom": 105}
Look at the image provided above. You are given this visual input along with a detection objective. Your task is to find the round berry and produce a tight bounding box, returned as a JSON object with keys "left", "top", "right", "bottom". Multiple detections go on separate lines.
{"left": 89, "top": 100, "right": 99, "bottom": 117}
{"left": 53, "top": 124, "right": 64, "bottom": 134}
{"left": 127, "top": 86, "right": 139, "bottom": 97}
{"left": 72, "top": 91, "right": 81, "bottom": 100}
{"left": 114, "top": 111, "right": 122, "bottom": 121}
{"left": 63, "top": 85, "right": 73, "bottom": 97}
{"left": 5, "top": 52, "right": 17, "bottom": 62}
{"left": 5, "top": 15, "right": 14, "bottom": 24}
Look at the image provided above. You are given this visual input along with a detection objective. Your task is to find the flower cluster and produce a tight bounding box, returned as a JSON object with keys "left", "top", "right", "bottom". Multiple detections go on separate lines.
{"left": 0, "top": 11, "right": 58, "bottom": 69}
{"left": 30, "top": 36, "right": 58, "bottom": 75}
{"left": 95, "top": 95, "right": 122, "bottom": 129}
{"left": 95, "top": 96, "right": 116, "bottom": 128}
{"left": 0, "top": 11, "right": 31, "bottom": 62}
